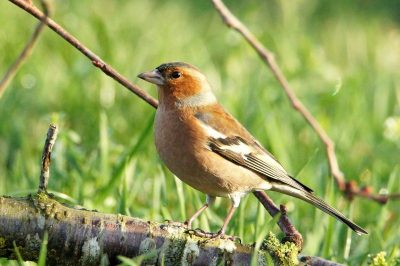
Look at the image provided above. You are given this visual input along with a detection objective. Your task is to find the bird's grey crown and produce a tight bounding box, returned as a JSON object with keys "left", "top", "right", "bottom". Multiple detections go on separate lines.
{"left": 156, "top": 62, "right": 200, "bottom": 73}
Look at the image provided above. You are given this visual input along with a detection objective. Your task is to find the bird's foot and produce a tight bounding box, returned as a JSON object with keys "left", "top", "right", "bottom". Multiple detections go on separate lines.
{"left": 163, "top": 219, "right": 190, "bottom": 228}
{"left": 188, "top": 228, "right": 241, "bottom": 243}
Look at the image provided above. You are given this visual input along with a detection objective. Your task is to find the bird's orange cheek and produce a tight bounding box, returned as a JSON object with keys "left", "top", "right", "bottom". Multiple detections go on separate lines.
{"left": 171, "top": 80, "right": 203, "bottom": 100}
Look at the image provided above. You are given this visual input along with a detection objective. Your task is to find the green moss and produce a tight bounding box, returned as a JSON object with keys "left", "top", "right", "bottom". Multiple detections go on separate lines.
{"left": 261, "top": 232, "right": 299, "bottom": 266}
{"left": 0, "top": 237, "right": 5, "bottom": 249}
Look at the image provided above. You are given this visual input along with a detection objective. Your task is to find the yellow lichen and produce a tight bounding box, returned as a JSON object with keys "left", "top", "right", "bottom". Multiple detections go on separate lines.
{"left": 37, "top": 191, "right": 48, "bottom": 201}
{"left": 261, "top": 232, "right": 298, "bottom": 266}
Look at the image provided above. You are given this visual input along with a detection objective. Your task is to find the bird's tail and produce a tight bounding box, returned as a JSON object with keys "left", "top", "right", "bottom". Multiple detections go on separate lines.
{"left": 271, "top": 184, "right": 368, "bottom": 235}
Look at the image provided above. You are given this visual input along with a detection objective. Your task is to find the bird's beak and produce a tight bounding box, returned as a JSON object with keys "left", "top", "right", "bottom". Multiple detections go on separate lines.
{"left": 137, "top": 69, "right": 165, "bottom": 85}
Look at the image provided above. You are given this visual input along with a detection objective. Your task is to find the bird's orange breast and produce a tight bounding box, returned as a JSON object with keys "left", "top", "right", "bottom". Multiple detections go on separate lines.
{"left": 153, "top": 105, "right": 271, "bottom": 197}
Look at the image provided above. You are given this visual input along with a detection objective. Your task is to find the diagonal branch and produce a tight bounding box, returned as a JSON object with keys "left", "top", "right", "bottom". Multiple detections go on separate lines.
{"left": 7, "top": 0, "right": 158, "bottom": 108}
{"left": 210, "top": 0, "right": 397, "bottom": 204}
{"left": 0, "top": 0, "right": 52, "bottom": 99}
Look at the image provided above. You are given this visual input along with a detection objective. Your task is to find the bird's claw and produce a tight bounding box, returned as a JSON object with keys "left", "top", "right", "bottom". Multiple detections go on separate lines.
{"left": 188, "top": 228, "right": 241, "bottom": 243}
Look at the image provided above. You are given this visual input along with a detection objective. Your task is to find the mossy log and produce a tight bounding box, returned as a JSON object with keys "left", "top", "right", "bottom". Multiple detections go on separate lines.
{"left": 0, "top": 193, "right": 306, "bottom": 265}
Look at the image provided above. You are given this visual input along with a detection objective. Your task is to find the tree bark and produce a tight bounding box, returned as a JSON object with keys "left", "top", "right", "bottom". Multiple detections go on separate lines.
{"left": 0, "top": 194, "right": 302, "bottom": 265}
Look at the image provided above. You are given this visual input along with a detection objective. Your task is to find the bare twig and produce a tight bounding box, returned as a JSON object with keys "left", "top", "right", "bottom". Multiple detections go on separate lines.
{"left": 210, "top": 0, "right": 397, "bottom": 203}
{"left": 7, "top": 0, "right": 158, "bottom": 108}
{"left": 38, "top": 123, "right": 58, "bottom": 192}
{"left": 0, "top": 0, "right": 52, "bottom": 99}
{"left": 253, "top": 191, "right": 303, "bottom": 251}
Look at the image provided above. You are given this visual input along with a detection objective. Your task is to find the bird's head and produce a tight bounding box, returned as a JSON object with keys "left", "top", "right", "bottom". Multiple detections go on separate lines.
{"left": 138, "top": 62, "right": 217, "bottom": 107}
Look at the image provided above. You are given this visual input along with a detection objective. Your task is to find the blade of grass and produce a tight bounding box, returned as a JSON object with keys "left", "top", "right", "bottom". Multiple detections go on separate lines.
{"left": 95, "top": 114, "right": 154, "bottom": 203}
{"left": 173, "top": 175, "right": 186, "bottom": 221}
{"left": 151, "top": 166, "right": 162, "bottom": 221}
{"left": 377, "top": 166, "right": 398, "bottom": 229}
{"left": 254, "top": 198, "right": 266, "bottom": 243}
{"left": 343, "top": 201, "right": 354, "bottom": 260}
{"left": 117, "top": 247, "right": 161, "bottom": 265}
{"left": 251, "top": 212, "right": 281, "bottom": 265}
{"left": 387, "top": 244, "right": 398, "bottom": 263}
{"left": 100, "top": 111, "right": 110, "bottom": 181}
{"left": 159, "top": 164, "right": 168, "bottom": 208}
{"left": 12, "top": 241, "right": 24, "bottom": 266}
{"left": 293, "top": 148, "right": 319, "bottom": 179}
{"left": 322, "top": 176, "right": 335, "bottom": 258}
{"left": 37, "top": 231, "right": 48, "bottom": 266}
{"left": 117, "top": 256, "right": 139, "bottom": 266}
{"left": 237, "top": 194, "right": 249, "bottom": 240}
{"left": 160, "top": 205, "right": 172, "bottom": 221}
{"left": 117, "top": 160, "right": 130, "bottom": 215}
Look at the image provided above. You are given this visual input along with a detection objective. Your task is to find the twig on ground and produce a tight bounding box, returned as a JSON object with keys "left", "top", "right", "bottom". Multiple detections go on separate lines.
{"left": 38, "top": 123, "right": 58, "bottom": 192}
{"left": 210, "top": 0, "right": 397, "bottom": 204}
{"left": 0, "top": 0, "right": 52, "bottom": 99}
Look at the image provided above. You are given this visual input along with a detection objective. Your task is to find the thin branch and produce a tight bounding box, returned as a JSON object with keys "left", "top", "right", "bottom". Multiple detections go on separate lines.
{"left": 8, "top": 0, "right": 158, "bottom": 108}
{"left": 38, "top": 123, "right": 58, "bottom": 192}
{"left": 0, "top": 0, "right": 52, "bottom": 99}
{"left": 210, "top": 0, "right": 398, "bottom": 203}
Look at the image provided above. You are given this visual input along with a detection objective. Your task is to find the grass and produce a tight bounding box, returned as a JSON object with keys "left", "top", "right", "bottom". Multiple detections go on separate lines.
{"left": 1, "top": 0, "right": 400, "bottom": 264}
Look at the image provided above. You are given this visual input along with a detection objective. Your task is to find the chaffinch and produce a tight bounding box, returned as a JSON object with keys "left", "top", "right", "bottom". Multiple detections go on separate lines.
{"left": 138, "top": 62, "right": 368, "bottom": 239}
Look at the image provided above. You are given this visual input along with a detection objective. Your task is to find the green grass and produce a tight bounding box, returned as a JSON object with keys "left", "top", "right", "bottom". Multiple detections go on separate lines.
{"left": 1, "top": 0, "right": 400, "bottom": 264}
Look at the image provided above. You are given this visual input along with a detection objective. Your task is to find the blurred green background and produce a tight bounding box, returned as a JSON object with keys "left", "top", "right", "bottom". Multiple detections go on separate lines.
{"left": 1, "top": 0, "right": 399, "bottom": 264}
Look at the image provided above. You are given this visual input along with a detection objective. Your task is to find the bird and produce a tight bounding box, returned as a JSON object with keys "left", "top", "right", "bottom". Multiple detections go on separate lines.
{"left": 137, "top": 61, "right": 368, "bottom": 240}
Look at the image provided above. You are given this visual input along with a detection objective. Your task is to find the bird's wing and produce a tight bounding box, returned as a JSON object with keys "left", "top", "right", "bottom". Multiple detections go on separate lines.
{"left": 194, "top": 106, "right": 313, "bottom": 193}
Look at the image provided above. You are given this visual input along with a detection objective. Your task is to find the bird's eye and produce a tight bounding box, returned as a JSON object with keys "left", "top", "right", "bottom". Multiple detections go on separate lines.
{"left": 170, "top": 71, "right": 182, "bottom": 79}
